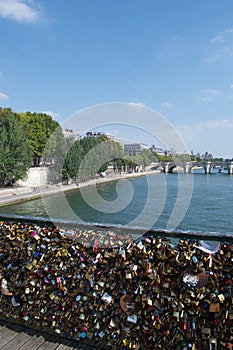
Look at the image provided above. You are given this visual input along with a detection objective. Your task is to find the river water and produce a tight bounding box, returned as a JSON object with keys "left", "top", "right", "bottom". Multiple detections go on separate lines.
{"left": 1, "top": 169, "right": 233, "bottom": 237}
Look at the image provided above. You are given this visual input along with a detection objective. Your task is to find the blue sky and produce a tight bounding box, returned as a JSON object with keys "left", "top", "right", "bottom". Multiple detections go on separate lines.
{"left": 0, "top": 0, "right": 233, "bottom": 158}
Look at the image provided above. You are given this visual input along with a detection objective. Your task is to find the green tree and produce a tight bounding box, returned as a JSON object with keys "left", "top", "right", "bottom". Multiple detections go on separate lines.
{"left": 60, "top": 135, "right": 125, "bottom": 183}
{"left": 63, "top": 138, "right": 84, "bottom": 182}
{"left": 0, "top": 108, "right": 32, "bottom": 186}
{"left": 43, "top": 125, "right": 65, "bottom": 164}
{"left": 43, "top": 126, "right": 69, "bottom": 184}
{"left": 19, "top": 112, "right": 59, "bottom": 166}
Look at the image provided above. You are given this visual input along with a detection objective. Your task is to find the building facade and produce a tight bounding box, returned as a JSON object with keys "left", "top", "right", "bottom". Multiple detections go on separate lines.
{"left": 124, "top": 143, "right": 143, "bottom": 156}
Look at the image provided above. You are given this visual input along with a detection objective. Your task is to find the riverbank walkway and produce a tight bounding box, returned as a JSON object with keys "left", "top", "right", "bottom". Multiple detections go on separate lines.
{"left": 0, "top": 170, "right": 157, "bottom": 207}
{"left": 0, "top": 183, "right": 77, "bottom": 206}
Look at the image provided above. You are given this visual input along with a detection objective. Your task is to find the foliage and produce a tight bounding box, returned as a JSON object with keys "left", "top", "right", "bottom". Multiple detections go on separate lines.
{"left": 60, "top": 135, "right": 125, "bottom": 182}
{"left": 62, "top": 136, "right": 84, "bottom": 182}
{"left": 0, "top": 108, "right": 32, "bottom": 186}
{"left": 43, "top": 127, "right": 69, "bottom": 184}
{"left": 134, "top": 149, "right": 158, "bottom": 168}
{"left": 18, "top": 112, "right": 60, "bottom": 166}
{"left": 153, "top": 152, "right": 173, "bottom": 162}
{"left": 190, "top": 155, "right": 196, "bottom": 161}
{"left": 152, "top": 152, "right": 192, "bottom": 162}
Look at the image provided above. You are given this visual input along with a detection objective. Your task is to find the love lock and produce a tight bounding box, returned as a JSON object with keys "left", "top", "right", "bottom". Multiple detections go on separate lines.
{"left": 183, "top": 272, "right": 209, "bottom": 289}
{"left": 1, "top": 278, "right": 13, "bottom": 296}
{"left": 120, "top": 294, "right": 140, "bottom": 316}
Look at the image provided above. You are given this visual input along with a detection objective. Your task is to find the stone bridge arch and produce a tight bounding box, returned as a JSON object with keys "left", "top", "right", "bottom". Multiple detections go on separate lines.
{"left": 147, "top": 161, "right": 233, "bottom": 174}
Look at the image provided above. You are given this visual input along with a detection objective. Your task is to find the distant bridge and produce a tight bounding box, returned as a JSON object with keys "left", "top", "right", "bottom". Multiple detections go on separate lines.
{"left": 149, "top": 161, "right": 233, "bottom": 174}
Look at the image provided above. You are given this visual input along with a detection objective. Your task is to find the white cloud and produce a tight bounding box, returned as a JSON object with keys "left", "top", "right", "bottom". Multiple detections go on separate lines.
{"left": 0, "top": 0, "right": 41, "bottom": 22}
{"left": 0, "top": 92, "right": 8, "bottom": 100}
{"left": 128, "top": 102, "right": 146, "bottom": 107}
{"left": 200, "top": 88, "right": 221, "bottom": 102}
{"left": 205, "top": 28, "right": 233, "bottom": 63}
{"left": 202, "top": 119, "right": 233, "bottom": 128}
{"left": 200, "top": 97, "right": 212, "bottom": 103}
{"left": 160, "top": 102, "right": 173, "bottom": 108}
{"left": 230, "top": 84, "right": 233, "bottom": 89}
{"left": 225, "top": 28, "right": 233, "bottom": 34}
{"left": 128, "top": 102, "right": 146, "bottom": 111}
{"left": 178, "top": 119, "right": 233, "bottom": 132}
{"left": 204, "top": 55, "right": 218, "bottom": 63}
{"left": 201, "top": 89, "right": 221, "bottom": 96}
{"left": 211, "top": 35, "right": 223, "bottom": 43}
{"left": 42, "top": 110, "right": 59, "bottom": 120}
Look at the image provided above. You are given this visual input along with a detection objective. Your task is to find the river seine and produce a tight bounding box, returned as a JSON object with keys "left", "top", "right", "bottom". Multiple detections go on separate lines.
{"left": 1, "top": 169, "right": 233, "bottom": 236}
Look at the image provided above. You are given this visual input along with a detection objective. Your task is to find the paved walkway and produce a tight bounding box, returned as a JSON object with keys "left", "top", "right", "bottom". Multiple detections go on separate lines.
{"left": 0, "top": 318, "right": 115, "bottom": 350}
{"left": 0, "top": 171, "right": 157, "bottom": 207}
{"left": 0, "top": 184, "right": 77, "bottom": 206}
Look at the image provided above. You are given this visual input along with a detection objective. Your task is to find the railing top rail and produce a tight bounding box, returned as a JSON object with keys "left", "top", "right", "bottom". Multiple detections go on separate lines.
{"left": 0, "top": 213, "right": 232, "bottom": 242}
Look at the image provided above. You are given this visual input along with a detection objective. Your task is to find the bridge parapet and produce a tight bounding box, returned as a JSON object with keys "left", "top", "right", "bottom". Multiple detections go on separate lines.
{"left": 153, "top": 161, "right": 233, "bottom": 174}
{"left": 228, "top": 161, "right": 233, "bottom": 174}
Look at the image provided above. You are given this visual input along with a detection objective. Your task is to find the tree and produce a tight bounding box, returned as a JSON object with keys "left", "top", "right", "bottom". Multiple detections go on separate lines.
{"left": 18, "top": 112, "right": 59, "bottom": 166}
{"left": 0, "top": 108, "right": 32, "bottom": 186}
{"left": 60, "top": 135, "right": 125, "bottom": 183}
{"left": 43, "top": 125, "right": 66, "bottom": 164}
{"left": 62, "top": 138, "right": 84, "bottom": 182}
{"left": 42, "top": 126, "right": 69, "bottom": 184}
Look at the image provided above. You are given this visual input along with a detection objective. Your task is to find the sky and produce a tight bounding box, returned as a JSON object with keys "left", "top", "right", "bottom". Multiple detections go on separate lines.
{"left": 0, "top": 0, "right": 233, "bottom": 158}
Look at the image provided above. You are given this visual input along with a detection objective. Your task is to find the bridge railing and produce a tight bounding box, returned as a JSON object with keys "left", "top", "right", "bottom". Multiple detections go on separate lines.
{"left": 0, "top": 214, "right": 233, "bottom": 349}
